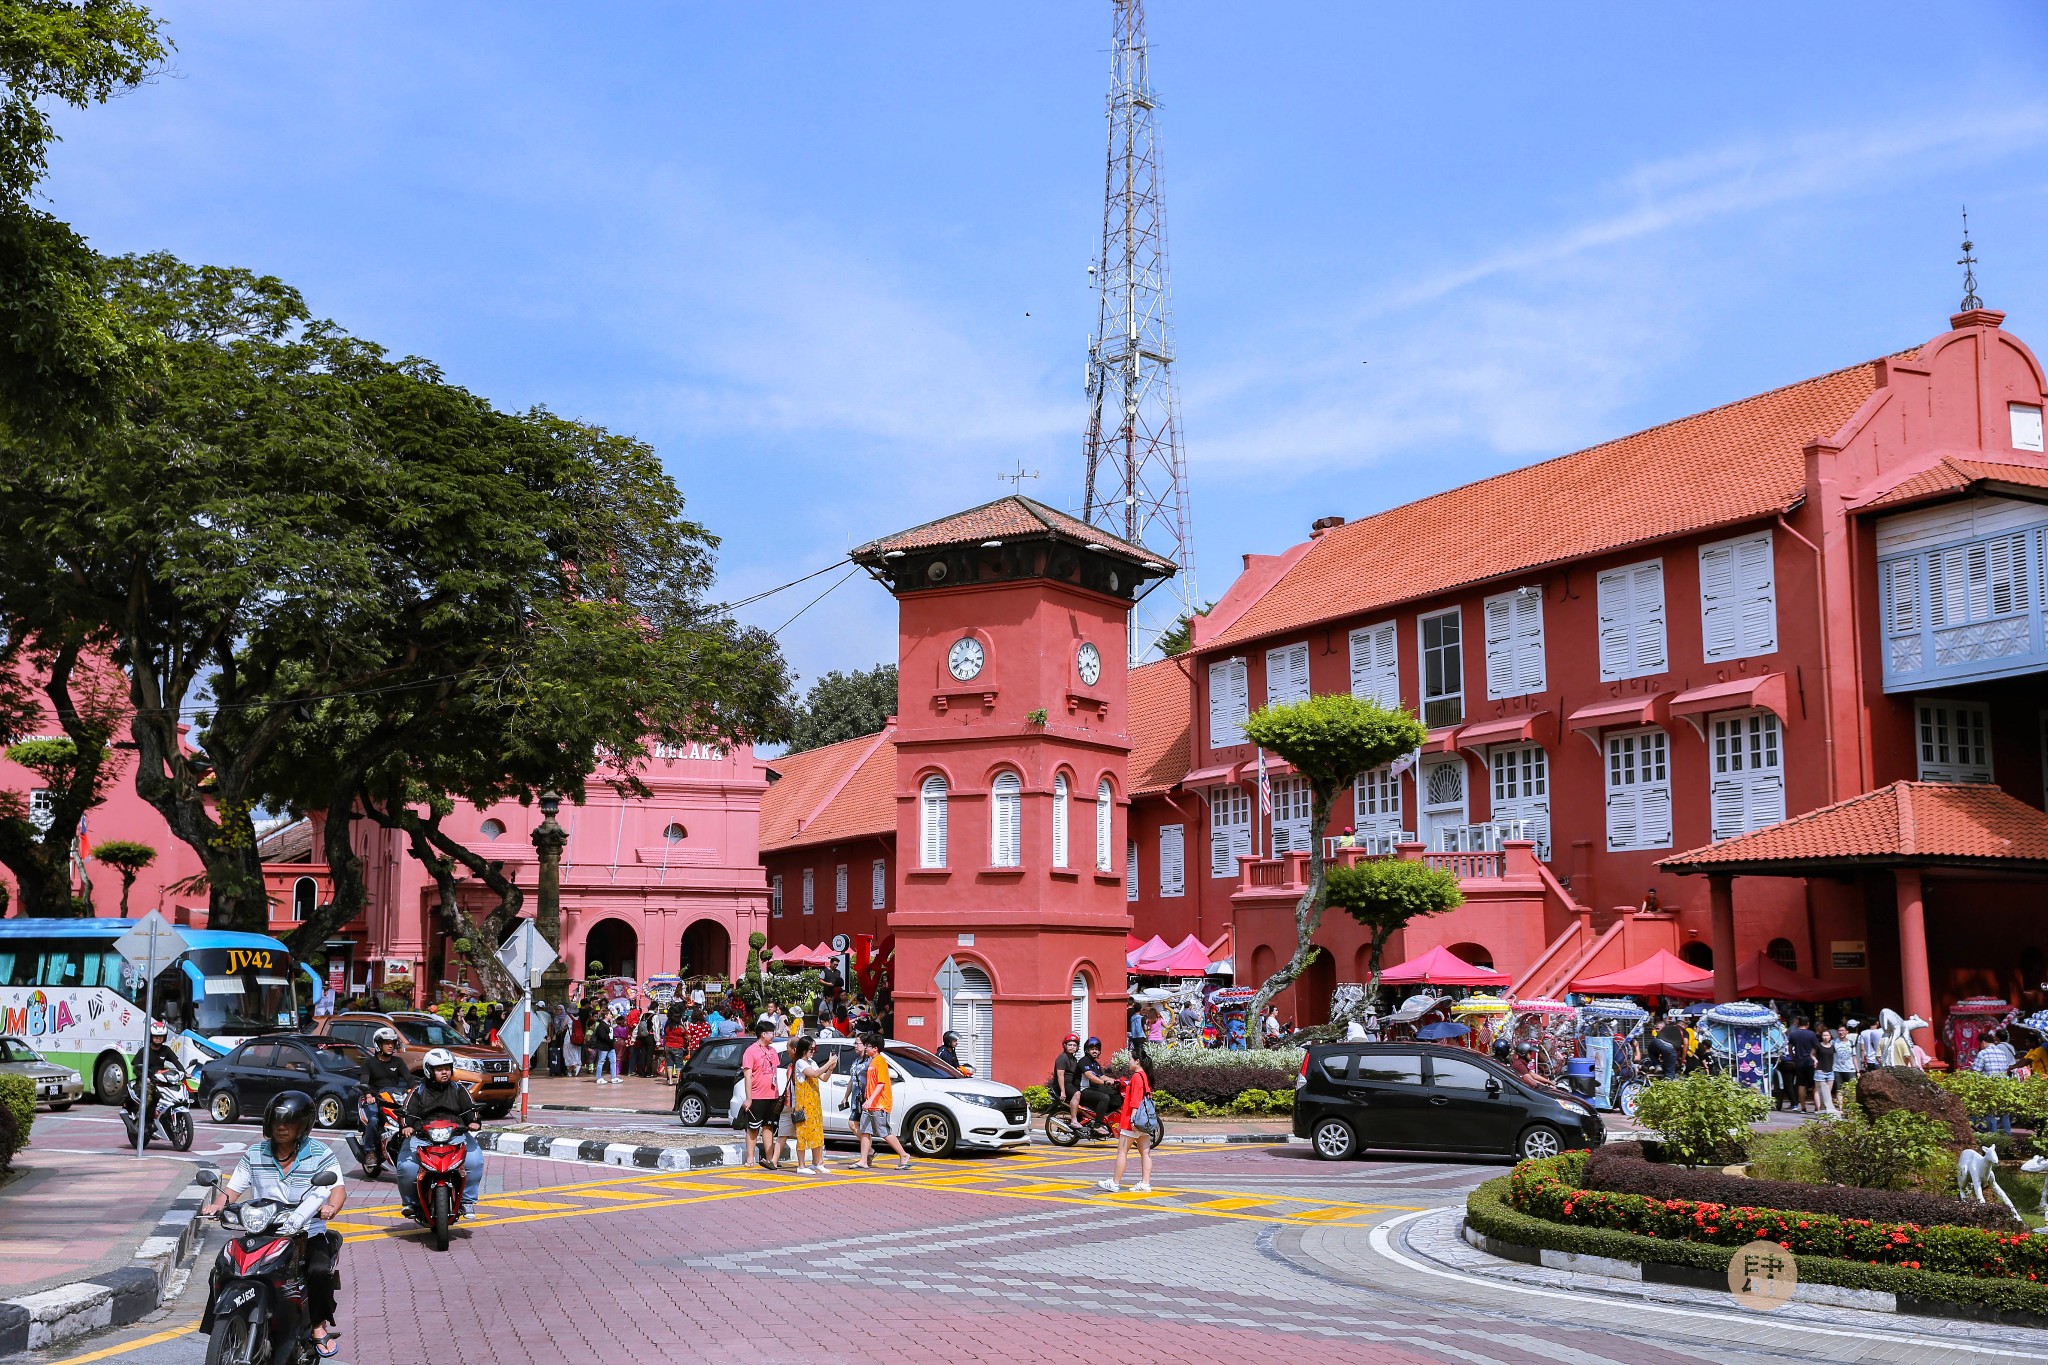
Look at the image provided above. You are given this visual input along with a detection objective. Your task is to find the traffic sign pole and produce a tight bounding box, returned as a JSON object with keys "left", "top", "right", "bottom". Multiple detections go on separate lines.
{"left": 135, "top": 934, "right": 155, "bottom": 1158}
{"left": 497, "top": 922, "right": 556, "bottom": 1127}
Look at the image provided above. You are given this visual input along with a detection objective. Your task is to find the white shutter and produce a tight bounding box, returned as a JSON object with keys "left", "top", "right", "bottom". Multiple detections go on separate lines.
{"left": 1354, "top": 765, "right": 1402, "bottom": 841}
{"left": 1489, "top": 744, "right": 1549, "bottom": 857}
{"left": 1703, "top": 533, "right": 1776, "bottom": 661}
{"left": 1483, "top": 594, "right": 1514, "bottom": 699}
{"left": 1749, "top": 772, "right": 1785, "bottom": 829}
{"left": 1266, "top": 643, "right": 1310, "bottom": 707}
{"left": 920, "top": 776, "right": 948, "bottom": 868}
{"left": 1209, "top": 658, "right": 1249, "bottom": 747}
{"left": 1709, "top": 775, "right": 1747, "bottom": 843}
{"left": 1208, "top": 786, "right": 1250, "bottom": 877}
{"left": 1605, "top": 787, "right": 1639, "bottom": 851}
{"left": 1735, "top": 533, "right": 1777, "bottom": 655}
{"left": 1071, "top": 975, "right": 1089, "bottom": 1038}
{"left": 1158, "top": 824, "right": 1185, "bottom": 897}
{"left": 1639, "top": 779, "right": 1672, "bottom": 847}
{"left": 1605, "top": 730, "right": 1669, "bottom": 850}
{"left": 771, "top": 874, "right": 783, "bottom": 917}
{"left": 871, "top": 858, "right": 887, "bottom": 909}
{"left": 1632, "top": 561, "right": 1667, "bottom": 673}
{"left": 1349, "top": 621, "right": 1399, "bottom": 708}
{"left": 991, "top": 773, "right": 1022, "bottom": 866}
{"left": 1096, "top": 779, "right": 1113, "bottom": 872}
{"left": 1598, "top": 560, "right": 1666, "bottom": 678}
{"left": 1270, "top": 776, "right": 1312, "bottom": 853}
{"left": 1596, "top": 568, "right": 1633, "bottom": 680}
{"left": 835, "top": 863, "right": 848, "bottom": 912}
{"left": 1209, "top": 816, "right": 1233, "bottom": 879}
{"left": 802, "top": 867, "right": 815, "bottom": 914}
{"left": 1126, "top": 838, "right": 1139, "bottom": 901}
{"left": 1512, "top": 588, "right": 1545, "bottom": 692}
{"left": 1699, "top": 542, "right": 1740, "bottom": 661}
{"left": 1051, "top": 774, "right": 1069, "bottom": 867}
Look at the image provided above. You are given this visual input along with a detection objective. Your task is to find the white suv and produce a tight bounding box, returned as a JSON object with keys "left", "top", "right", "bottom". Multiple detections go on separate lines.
{"left": 725, "top": 1037, "right": 1030, "bottom": 1158}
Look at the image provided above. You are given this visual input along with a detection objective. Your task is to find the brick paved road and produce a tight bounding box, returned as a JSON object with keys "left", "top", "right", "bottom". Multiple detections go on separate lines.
{"left": 28, "top": 1140, "right": 2048, "bottom": 1365}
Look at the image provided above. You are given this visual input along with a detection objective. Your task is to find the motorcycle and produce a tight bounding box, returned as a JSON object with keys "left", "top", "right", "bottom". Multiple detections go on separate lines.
{"left": 196, "top": 1166, "right": 339, "bottom": 1365}
{"left": 1043, "top": 1091, "right": 1165, "bottom": 1147}
{"left": 403, "top": 1116, "right": 471, "bottom": 1250}
{"left": 344, "top": 1089, "right": 406, "bottom": 1179}
{"left": 121, "top": 1061, "right": 196, "bottom": 1152}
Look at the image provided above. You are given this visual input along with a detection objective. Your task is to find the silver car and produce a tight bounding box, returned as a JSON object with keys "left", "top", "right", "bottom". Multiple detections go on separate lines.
{"left": 0, "top": 1037, "right": 84, "bottom": 1110}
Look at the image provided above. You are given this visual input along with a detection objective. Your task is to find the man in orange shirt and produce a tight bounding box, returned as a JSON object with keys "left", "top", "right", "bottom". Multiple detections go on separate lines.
{"left": 852, "top": 1035, "right": 910, "bottom": 1171}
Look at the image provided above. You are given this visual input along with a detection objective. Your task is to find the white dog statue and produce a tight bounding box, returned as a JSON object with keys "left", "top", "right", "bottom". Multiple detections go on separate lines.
{"left": 1959, "top": 1145, "right": 2024, "bottom": 1220}
{"left": 2022, "top": 1154, "right": 2048, "bottom": 1222}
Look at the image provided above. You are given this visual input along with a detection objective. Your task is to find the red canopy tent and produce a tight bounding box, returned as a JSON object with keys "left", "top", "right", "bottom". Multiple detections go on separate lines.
{"left": 1664, "top": 950, "right": 1858, "bottom": 1003}
{"left": 1134, "top": 935, "right": 1212, "bottom": 977}
{"left": 1568, "top": 949, "right": 1711, "bottom": 996}
{"left": 1127, "top": 935, "right": 1169, "bottom": 969}
{"left": 1377, "top": 944, "right": 1510, "bottom": 988}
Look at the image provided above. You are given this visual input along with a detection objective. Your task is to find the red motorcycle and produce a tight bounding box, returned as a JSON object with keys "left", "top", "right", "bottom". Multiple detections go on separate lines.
{"left": 344, "top": 1089, "right": 406, "bottom": 1179}
{"left": 407, "top": 1117, "right": 470, "bottom": 1250}
{"left": 196, "top": 1166, "right": 339, "bottom": 1365}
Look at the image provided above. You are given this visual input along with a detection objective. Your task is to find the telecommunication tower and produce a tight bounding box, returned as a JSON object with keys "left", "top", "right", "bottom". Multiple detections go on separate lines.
{"left": 1081, "top": 0, "right": 1197, "bottom": 663}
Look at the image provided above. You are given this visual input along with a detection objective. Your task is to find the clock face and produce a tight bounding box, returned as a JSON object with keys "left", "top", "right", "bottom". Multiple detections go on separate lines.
{"left": 947, "top": 636, "right": 986, "bottom": 681}
{"left": 1076, "top": 642, "right": 1102, "bottom": 687}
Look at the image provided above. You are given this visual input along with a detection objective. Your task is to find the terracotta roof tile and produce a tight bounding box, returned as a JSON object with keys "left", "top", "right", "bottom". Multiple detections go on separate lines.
{"left": 1660, "top": 781, "right": 2048, "bottom": 871}
{"left": 759, "top": 729, "right": 896, "bottom": 852}
{"left": 1127, "top": 656, "right": 1194, "bottom": 796}
{"left": 1206, "top": 358, "right": 1888, "bottom": 650}
{"left": 851, "top": 495, "right": 1172, "bottom": 570}
{"left": 1856, "top": 456, "right": 2048, "bottom": 510}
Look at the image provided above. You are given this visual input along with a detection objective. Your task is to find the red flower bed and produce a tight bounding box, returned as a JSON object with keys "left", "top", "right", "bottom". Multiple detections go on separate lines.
{"left": 1511, "top": 1154, "right": 2048, "bottom": 1282}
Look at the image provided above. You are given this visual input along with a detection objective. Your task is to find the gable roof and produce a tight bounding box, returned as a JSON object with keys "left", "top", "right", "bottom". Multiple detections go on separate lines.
{"left": 851, "top": 495, "right": 1173, "bottom": 571}
{"left": 759, "top": 727, "right": 896, "bottom": 853}
{"left": 1853, "top": 455, "right": 2048, "bottom": 511}
{"left": 1127, "top": 656, "right": 1194, "bottom": 796}
{"left": 1203, "top": 357, "right": 1889, "bottom": 651}
{"left": 1660, "top": 781, "right": 2048, "bottom": 874}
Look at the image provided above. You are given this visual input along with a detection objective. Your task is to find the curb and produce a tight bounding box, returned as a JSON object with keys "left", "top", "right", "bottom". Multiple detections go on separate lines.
{"left": 534, "top": 1103, "right": 675, "bottom": 1116}
{"left": 1458, "top": 1218, "right": 2048, "bottom": 1331}
{"left": 0, "top": 1175, "right": 211, "bottom": 1357}
{"left": 477, "top": 1130, "right": 745, "bottom": 1172}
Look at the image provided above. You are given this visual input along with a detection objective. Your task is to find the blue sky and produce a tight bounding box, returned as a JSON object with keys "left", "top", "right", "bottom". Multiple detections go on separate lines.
{"left": 44, "top": 1, "right": 2048, "bottom": 688}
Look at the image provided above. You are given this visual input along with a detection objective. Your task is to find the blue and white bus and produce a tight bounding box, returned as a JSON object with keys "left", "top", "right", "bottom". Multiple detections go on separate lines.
{"left": 0, "top": 919, "right": 320, "bottom": 1104}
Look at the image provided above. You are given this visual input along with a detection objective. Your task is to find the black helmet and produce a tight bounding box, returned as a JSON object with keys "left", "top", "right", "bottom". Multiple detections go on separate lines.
{"left": 264, "top": 1090, "right": 315, "bottom": 1141}
{"left": 942, "top": 1031, "right": 959, "bottom": 1045}
{"left": 1084, "top": 1036, "right": 1102, "bottom": 1050}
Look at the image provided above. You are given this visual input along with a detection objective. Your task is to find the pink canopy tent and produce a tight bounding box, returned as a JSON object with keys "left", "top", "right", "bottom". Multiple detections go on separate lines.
{"left": 1568, "top": 950, "right": 1711, "bottom": 996}
{"left": 1376, "top": 945, "right": 1510, "bottom": 988}
{"left": 1127, "top": 935, "right": 1169, "bottom": 969}
{"left": 1134, "top": 935, "right": 1212, "bottom": 977}
{"left": 773, "top": 944, "right": 833, "bottom": 968}
{"left": 1664, "top": 950, "right": 1859, "bottom": 1003}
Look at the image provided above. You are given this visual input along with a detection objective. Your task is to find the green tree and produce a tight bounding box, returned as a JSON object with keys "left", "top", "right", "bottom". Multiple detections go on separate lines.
{"left": 1238, "top": 694, "right": 1426, "bottom": 1030}
{"left": 1154, "top": 603, "right": 1211, "bottom": 659}
{"left": 1325, "top": 858, "right": 1464, "bottom": 1001}
{"left": 787, "top": 664, "right": 896, "bottom": 753}
{"left": 88, "top": 837, "right": 153, "bottom": 914}
{"left": 0, "top": 648, "right": 126, "bottom": 916}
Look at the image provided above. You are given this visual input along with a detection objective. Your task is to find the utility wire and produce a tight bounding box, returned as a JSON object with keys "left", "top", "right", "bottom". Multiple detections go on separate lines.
{"left": 709, "top": 557, "right": 853, "bottom": 615}
{"left": 770, "top": 566, "right": 860, "bottom": 638}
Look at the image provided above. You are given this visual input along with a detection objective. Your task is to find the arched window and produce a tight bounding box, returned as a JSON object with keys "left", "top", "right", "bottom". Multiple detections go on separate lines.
{"left": 1052, "top": 774, "right": 1070, "bottom": 867}
{"left": 1680, "top": 941, "right": 1713, "bottom": 969}
{"left": 1766, "top": 937, "right": 1798, "bottom": 972}
{"left": 990, "top": 772, "right": 1022, "bottom": 867}
{"left": 1070, "top": 972, "right": 1090, "bottom": 1037}
{"left": 479, "top": 819, "right": 505, "bottom": 841}
{"left": 1096, "top": 778, "right": 1114, "bottom": 873}
{"left": 291, "top": 876, "right": 317, "bottom": 922}
{"left": 919, "top": 775, "right": 949, "bottom": 868}
{"left": 662, "top": 822, "right": 686, "bottom": 844}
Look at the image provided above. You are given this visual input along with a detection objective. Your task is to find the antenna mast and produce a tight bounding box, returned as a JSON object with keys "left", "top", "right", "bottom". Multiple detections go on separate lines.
{"left": 1081, "top": 0, "right": 1196, "bottom": 664}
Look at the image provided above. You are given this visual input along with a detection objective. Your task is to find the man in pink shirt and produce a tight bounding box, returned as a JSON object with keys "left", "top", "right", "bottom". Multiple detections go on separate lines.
{"left": 740, "top": 1019, "right": 785, "bottom": 1171}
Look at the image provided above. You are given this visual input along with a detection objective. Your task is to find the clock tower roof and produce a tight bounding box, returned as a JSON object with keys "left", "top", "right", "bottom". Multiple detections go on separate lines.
{"left": 851, "top": 495, "right": 1172, "bottom": 572}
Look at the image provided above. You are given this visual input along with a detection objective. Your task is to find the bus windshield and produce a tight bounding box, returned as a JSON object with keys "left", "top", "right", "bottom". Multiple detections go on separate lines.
{"left": 168, "top": 947, "right": 303, "bottom": 1036}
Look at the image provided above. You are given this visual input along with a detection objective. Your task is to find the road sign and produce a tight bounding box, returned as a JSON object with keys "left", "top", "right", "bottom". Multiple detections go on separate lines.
{"left": 935, "top": 956, "right": 966, "bottom": 1000}
{"left": 498, "top": 999, "right": 549, "bottom": 1062}
{"left": 497, "top": 920, "right": 558, "bottom": 992}
{"left": 830, "top": 933, "right": 850, "bottom": 953}
{"left": 112, "top": 910, "right": 189, "bottom": 972}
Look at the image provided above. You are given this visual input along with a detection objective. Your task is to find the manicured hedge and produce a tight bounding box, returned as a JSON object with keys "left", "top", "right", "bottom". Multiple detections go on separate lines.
{"left": 1583, "top": 1141, "right": 2019, "bottom": 1232}
{"left": 1467, "top": 1176, "right": 2048, "bottom": 1318}
{"left": 0, "top": 1073, "right": 33, "bottom": 1168}
{"left": 1137, "top": 1055, "right": 1297, "bottom": 1106}
{"left": 1510, "top": 1153, "right": 2048, "bottom": 1282}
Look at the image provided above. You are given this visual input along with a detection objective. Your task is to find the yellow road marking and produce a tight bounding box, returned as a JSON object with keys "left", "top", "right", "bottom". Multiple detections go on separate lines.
{"left": 1187, "top": 1196, "right": 1270, "bottom": 1212}
{"left": 486, "top": 1197, "right": 581, "bottom": 1210}
{"left": 1293, "top": 1206, "right": 1374, "bottom": 1221}
{"left": 44, "top": 1324, "right": 194, "bottom": 1363}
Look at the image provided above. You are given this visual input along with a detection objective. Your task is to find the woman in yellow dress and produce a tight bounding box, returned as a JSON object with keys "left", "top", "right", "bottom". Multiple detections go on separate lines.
{"left": 790, "top": 1034, "right": 837, "bottom": 1175}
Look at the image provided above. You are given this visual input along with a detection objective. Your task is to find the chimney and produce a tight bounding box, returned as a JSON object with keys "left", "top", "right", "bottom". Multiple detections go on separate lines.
{"left": 1309, "top": 516, "right": 1346, "bottom": 538}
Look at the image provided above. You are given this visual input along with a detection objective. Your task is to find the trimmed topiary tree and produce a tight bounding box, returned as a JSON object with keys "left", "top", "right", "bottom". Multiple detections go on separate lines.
{"left": 89, "top": 840, "right": 157, "bottom": 916}
{"left": 1325, "top": 858, "right": 1463, "bottom": 1004}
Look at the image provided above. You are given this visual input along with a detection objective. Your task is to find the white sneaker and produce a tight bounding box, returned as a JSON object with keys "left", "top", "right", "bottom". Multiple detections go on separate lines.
{"left": 1096, "top": 1177, "right": 1120, "bottom": 1192}
{"left": 1132, "top": 1182, "right": 1152, "bottom": 1193}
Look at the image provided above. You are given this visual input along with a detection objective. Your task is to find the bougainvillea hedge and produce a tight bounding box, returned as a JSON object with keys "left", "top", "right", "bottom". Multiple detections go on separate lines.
{"left": 1510, "top": 1153, "right": 2048, "bottom": 1282}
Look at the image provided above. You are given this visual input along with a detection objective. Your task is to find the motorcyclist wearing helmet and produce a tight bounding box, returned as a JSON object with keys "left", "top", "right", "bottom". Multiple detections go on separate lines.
{"left": 203, "top": 1091, "right": 347, "bottom": 1357}
{"left": 1074, "top": 1037, "right": 1120, "bottom": 1125}
{"left": 935, "top": 1031, "right": 968, "bottom": 1074}
{"left": 359, "top": 1027, "right": 414, "bottom": 1156}
{"left": 125, "top": 1018, "right": 183, "bottom": 1116}
{"left": 395, "top": 1047, "right": 484, "bottom": 1217}
{"left": 1050, "top": 1034, "right": 1084, "bottom": 1116}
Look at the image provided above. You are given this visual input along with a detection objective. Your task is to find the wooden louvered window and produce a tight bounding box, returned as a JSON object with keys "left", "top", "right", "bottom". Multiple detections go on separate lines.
{"left": 1096, "top": 779, "right": 1114, "bottom": 873}
{"left": 1348, "top": 621, "right": 1399, "bottom": 708}
{"left": 1207, "top": 786, "right": 1251, "bottom": 878}
{"left": 919, "top": 775, "right": 949, "bottom": 868}
{"left": 1604, "top": 728, "right": 1672, "bottom": 851}
{"left": 1596, "top": 559, "right": 1668, "bottom": 681}
{"left": 1709, "top": 711, "right": 1785, "bottom": 841}
{"left": 1157, "top": 825, "right": 1184, "bottom": 897}
{"left": 1265, "top": 642, "right": 1311, "bottom": 707}
{"left": 990, "top": 771, "right": 1023, "bottom": 867}
{"left": 1208, "top": 658, "right": 1249, "bottom": 747}
{"left": 1482, "top": 587, "right": 1545, "bottom": 699}
{"left": 1699, "top": 532, "right": 1777, "bottom": 663}
{"left": 1916, "top": 700, "right": 1993, "bottom": 783}
{"left": 1051, "top": 774, "right": 1069, "bottom": 868}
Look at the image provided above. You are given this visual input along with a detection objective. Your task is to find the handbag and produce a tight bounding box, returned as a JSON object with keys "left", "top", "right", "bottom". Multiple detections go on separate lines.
{"left": 788, "top": 1060, "right": 809, "bottom": 1125}
{"left": 1131, "top": 1090, "right": 1160, "bottom": 1137}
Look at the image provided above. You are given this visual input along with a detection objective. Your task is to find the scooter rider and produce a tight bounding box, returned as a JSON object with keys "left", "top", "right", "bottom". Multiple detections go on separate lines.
{"left": 1050, "top": 1034, "right": 1084, "bottom": 1117}
{"left": 395, "top": 1047, "right": 484, "bottom": 1217}
{"left": 359, "top": 1027, "right": 413, "bottom": 1157}
{"left": 126, "top": 1019, "right": 182, "bottom": 1117}
{"left": 1074, "top": 1037, "right": 1121, "bottom": 1126}
{"left": 202, "top": 1091, "right": 347, "bottom": 1358}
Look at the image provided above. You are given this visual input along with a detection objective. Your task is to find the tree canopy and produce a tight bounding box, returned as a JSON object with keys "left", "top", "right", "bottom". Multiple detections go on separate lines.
{"left": 1326, "top": 858, "right": 1464, "bottom": 997}
{"left": 787, "top": 663, "right": 896, "bottom": 753}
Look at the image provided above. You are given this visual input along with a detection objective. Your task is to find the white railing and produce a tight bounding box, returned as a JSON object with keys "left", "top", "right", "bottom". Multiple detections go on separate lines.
{"left": 1323, "top": 830, "right": 1415, "bottom": 860}
{"left": 1436, "top": 819, "right": 1547, "bottom": 861}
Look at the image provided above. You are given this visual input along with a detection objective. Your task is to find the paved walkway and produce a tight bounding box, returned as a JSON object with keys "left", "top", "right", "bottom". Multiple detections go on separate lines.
{"left": 0, "top": 1112, "right": 210, "bottom": 1299}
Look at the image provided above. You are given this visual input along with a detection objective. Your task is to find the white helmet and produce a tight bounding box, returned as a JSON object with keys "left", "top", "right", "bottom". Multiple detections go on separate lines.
{"left": 422, "top": 1047, "right": 456, "bottom": 1072}
{"left": 372, "top": 1026, "right": 400, "bottom": 1048}
{"left": 149, "top": 1019, "right": 169, "bottom": 1042}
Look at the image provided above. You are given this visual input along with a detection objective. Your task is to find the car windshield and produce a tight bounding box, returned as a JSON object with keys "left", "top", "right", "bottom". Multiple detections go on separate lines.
{"left": 884, "top": 1045, "right": 963, "bottom": 1080}
{"left": 0, "top": 1039, "right": 44, "bottom": 1063}
{"left": 394, "top": 1018, "right": 464, "bottom": 1048}
{"left": 313, "top": 1041, "right": 365, "bottom": 1071}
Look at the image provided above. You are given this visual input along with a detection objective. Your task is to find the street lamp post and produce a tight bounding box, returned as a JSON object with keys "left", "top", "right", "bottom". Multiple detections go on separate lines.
{"left": 532, "top": 790, "right": 570, "bottom": 1005}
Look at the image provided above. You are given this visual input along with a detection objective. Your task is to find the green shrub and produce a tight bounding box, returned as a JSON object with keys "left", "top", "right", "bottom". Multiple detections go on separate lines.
{"left": 1743, "top": 1128, "right": 1821, "bottom": 1184}
{"left": 1929, "top": 1070, "right": 2048, "bottom": 1126}
{"left": 1467, "top": 1176, "right": 2048, "bottom": 1317}
{"left": 1231, "top": 1089, "right": 1270, "bottom": 1115}
{"left": 1629, "top": 1072, "right": 1768, "bottom": 1164}
{"left": 1020, "top": 1085, "right": 1052, "bottom": 1112}
{"left": 0, "top": 1073, "right": 33, "bottom": 1158}
{"left": 1151, "top": 1090, "right": 1187, "bottom": 1116}
{"left": 1807, "top": 1108, "right": 1955, "bottom": 1190}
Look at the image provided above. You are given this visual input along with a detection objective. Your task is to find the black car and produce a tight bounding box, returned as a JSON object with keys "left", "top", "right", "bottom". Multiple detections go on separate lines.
{"left": 672, "top": 1036, "right": 754, "bottom": 1126}
{"left": 200, "top": 1035, "right": 367, "bottom": 1131}
{"left": 1293, "top": 1042, "right": 1603, "bottom": 1161}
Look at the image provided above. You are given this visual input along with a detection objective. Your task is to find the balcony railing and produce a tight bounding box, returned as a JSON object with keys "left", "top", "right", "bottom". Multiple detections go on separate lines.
{"left": 1325, "top": 820, "right": 1543, "bottom": 863}
{"left": 1424, "top": 850, "right": 1506, "bottom": 880}
{"left": 1244, "top": 837, "right": 1540, "bottom": 896}
{"left": 1879, "top": 523, "right": 2048, "bottom": 691}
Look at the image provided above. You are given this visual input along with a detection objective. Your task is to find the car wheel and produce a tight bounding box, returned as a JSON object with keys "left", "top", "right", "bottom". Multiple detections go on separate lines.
{"left": 1310, "top": 1117, "right": 1357, "bottom": 1161}
{"left": 49, "top": 1102, "right": 71, "bottom": 1112}
{"left": 209, "top": 1089, "right": 240, "bottom": 1124}
{"left": 677, "top": 1091, "right": 709, "bottom": 1126}
{"left": 316, "top": 1094, "right": 346, "bottom": 1129}
{"left": 906, "top": 1107, "right": 958, "bottom": 1159}
{"left": 1518, "top": 1124, "right": 1564, "bottom": 1161}
{"left": 94, "top": 1055, "right": 127, "bottom": 1107}
{"left": 482, "top": 1103, "right": 512, "bottom": 1120}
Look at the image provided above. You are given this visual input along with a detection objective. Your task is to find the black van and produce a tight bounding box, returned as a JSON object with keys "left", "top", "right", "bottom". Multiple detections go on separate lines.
{"left": 1293, "top": 1042, "right": 1603, "bottom": 1161}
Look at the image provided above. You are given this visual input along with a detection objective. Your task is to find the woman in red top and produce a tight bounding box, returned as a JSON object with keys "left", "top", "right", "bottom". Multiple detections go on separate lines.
{"left": 1097, "top": 1056, "right": 1159, "bottom": 1194}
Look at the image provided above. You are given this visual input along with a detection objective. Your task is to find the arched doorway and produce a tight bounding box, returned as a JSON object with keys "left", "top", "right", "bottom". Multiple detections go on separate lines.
{"left": 1447, "top": 941, "right": 1494, "bottom": 970}
{"left": 1680, "top": 941, "right": 1714, "bottom": 970}
{"left": 583, "top": 917, "right": 639, "bottom": 980}
{"left": 1298, "top": 951, "right": 1336, "bottom": 1028}
{"left": 939, "top": 960, "right": 993, "bottom": 1078}
{"left": 1766, "top": 938, "right": 1798, "bottom": 972}
{"left": 680, "top": 919, "right": 731, "bottom": 979}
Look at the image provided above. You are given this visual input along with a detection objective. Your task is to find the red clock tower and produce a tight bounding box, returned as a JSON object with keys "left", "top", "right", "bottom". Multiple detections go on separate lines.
{"left": 851, "top": 497, "right": 1175, "bottom": 1084}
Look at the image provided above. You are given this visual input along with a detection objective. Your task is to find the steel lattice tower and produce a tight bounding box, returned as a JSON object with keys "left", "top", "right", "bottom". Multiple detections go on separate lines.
{"left": 1081, "top": 0, "right": 1196, "bottom": 663}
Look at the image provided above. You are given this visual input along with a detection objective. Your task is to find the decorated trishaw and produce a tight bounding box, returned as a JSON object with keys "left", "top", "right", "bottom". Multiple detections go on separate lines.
{"left": 1943, "top": 997, "right": 2018, "bottom": 1070}
{"left": 1380, "top": 993, "right": 1452, "bottom": 1042}
{"left": 1568, "top": 998, "right": 1649, "bottom": 1114}
{"left": 1502, "top": 998, "right": 1577, "bottom": 1075}
{"left": 1699, "top": 1001, "right": 1785, "bottom": 1100}
{"left": 1448, "top": 995, "right": 1512, "bottom": 1054}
